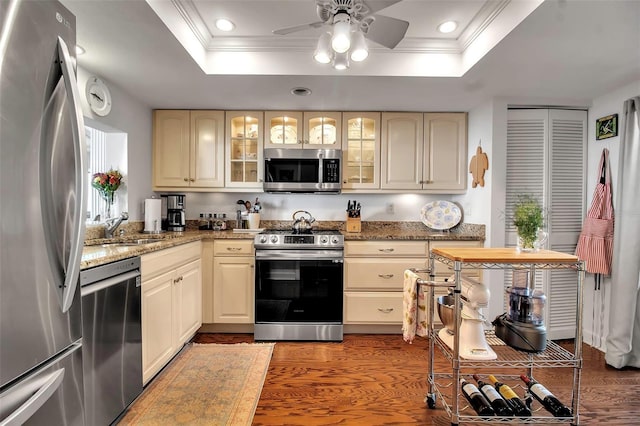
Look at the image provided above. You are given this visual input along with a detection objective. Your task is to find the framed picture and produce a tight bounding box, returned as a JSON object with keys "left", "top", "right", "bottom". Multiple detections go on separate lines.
{"left": 596, "top": 114, "right": 618, "bottom": 140}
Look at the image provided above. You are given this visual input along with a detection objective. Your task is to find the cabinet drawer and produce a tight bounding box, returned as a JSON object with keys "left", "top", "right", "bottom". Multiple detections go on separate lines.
{"left": 141, "top": 241, "right": 201, "bottom": 281}
{"left": 345, "top": 258, "right": 428, "bottom": 290}
{"left": 213, "top": 239, "right": 254, "bottom": 256}
{"left": 344, "top": 292, "right": 403, "bottom": 324}
{"left": 345, "top": 241, "right": 428, "bottom": 257}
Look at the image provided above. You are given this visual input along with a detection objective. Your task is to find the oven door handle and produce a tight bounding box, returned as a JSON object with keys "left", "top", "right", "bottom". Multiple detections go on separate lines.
{"left": 255, "top": 250, "right": 344, "bottom": 260}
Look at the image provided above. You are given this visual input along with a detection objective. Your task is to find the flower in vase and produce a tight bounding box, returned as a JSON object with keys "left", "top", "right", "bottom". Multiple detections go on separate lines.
{"left": 92, "top": 169, "right": 123, "bottom": 202}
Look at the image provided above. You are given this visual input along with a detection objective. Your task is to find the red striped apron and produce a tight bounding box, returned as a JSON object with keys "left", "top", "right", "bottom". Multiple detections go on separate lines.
{"left": 575, "top": 148, "right": 614, "bottom": 276}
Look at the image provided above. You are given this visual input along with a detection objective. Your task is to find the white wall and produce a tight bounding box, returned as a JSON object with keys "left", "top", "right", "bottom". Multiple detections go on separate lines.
{"left": 77, "top": 67, "right": 153, "bottom": 221}
{"left": 185, "top": 192, "right": 476, "bottom": 224}
{"left": 581, "top": 79, "right": 640, "bottom": 351}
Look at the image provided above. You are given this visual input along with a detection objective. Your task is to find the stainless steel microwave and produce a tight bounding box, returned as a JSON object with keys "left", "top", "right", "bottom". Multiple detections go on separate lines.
{"left": 263, "top": 148, "right": 341, "bottom": 193}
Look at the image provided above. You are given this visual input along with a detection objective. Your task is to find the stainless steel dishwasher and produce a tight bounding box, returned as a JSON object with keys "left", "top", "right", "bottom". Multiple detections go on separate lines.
{"left": 80, "top": 257, "right": 142, "bottom": 426}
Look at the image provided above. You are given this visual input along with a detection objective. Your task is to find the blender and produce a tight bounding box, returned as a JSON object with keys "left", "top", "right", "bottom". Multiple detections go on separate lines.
{"left": 493, "top": 268, "right": 547, "bottom": 352}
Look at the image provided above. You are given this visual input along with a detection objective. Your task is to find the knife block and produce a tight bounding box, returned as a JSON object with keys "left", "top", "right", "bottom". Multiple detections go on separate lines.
{"left": 346, "top": 215, "right": 361, "bottom": 233}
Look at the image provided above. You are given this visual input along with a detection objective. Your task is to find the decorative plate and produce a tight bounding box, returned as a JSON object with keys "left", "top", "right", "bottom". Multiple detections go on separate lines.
{"left": 270, "top": 126, "right": 297, "bottom": 145}
{"left": 309, "top": 124, "right": 336, "bottom": 145}
{"left": 420, "top": 201, "right": 462, "bottom": 230}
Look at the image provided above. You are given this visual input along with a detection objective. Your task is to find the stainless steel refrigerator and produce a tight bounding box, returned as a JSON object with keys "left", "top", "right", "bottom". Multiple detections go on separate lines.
{"left": 0, "top": 1, "right": 87, "bottom": 424}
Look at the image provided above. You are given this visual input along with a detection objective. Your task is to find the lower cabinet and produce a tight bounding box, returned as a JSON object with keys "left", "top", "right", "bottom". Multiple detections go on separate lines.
{"left": 141, "top": 241, "right": 202, "bottom": 384}
{"left": 212, "top": 240, "right": 255, "bottom": 324}
{"left": 343, "top": 239, "right": 483, "bottom": 328}
{"left": 344, "top": 240, "right": 429, "bottom": 325}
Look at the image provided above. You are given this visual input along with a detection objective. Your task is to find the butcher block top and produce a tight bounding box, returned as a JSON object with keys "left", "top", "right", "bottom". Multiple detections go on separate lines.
{"left": 430, "top": 247, "right": 580, "bottom": 265}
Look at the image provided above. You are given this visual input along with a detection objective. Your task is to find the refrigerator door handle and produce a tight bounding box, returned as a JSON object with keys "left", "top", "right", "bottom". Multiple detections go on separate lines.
{"left": 0, "top": 369, "right": 65, "bottom": 426}
{"left": 57, "top": 37, "right": 87, "bottom": 313}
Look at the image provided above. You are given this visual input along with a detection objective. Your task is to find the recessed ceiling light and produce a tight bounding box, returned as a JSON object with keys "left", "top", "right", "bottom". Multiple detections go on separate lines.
{"left": 75, "top": 45, "right": 85, "bottom": 55}
{"left": 291, "top": 87, "right": 312, "bottom": 96}
{"left": 215, "top": 18, "right": 235, "bottom": 32}
{"left": 438, "top": 21, "right": 457, "bottom": 34}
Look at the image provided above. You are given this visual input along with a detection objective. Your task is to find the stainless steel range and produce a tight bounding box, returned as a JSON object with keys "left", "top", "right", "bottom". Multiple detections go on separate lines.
{"left": 254, "top": 229, "right": 344, "bottom": 341}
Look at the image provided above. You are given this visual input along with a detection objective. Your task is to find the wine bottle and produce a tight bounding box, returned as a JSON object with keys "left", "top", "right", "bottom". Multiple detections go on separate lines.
{"left": 460, "top": 378, "right": 495, "bottom": 416}
{"left": 488, "top": 374, "right": 531, "bottom": 417}
{"left": 472, "top": 374, "right": 513, "bottom": 416}
{"left": 520, "top": 375, "right": 572, "bottom": 417}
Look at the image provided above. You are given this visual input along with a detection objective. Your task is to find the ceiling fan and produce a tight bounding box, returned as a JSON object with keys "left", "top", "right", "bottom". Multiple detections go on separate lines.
{"left": 272, "top": 0, "right": 409, "bottom": 50}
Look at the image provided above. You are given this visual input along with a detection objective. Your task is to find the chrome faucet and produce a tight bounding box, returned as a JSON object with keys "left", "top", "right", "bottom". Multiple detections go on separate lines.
{"left": 104, "top": 212, "right": 129, "bottom": 238}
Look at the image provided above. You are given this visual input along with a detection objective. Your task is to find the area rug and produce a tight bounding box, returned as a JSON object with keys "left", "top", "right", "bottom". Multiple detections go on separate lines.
{"left": 119, "top": 343, "right": 274, "bottom": 425}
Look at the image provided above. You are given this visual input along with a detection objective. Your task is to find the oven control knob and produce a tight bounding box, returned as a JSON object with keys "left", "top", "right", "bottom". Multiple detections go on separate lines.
{"left": 270, "top": 235, "right": 279, "bottom": 244}
{"left": 259, "top": 235, "right": 268, "bottom": 244}
{"left": 331, "top": 236, "right": 341, "bottom": 245}
{"left": 319, "top": 236, "right": 329, "bottom": 244}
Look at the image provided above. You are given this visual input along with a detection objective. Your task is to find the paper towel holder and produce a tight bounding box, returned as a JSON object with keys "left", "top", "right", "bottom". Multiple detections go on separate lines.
{"left": 143, "top": 197, "right": 165, "bottom": 234}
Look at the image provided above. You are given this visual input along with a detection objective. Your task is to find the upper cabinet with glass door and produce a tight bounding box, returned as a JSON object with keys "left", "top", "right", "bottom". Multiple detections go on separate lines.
{"left": 225, "top": 111, "right": 263, "bottom": 189}
{"left": 264, "top": 111, "right": 342, "bottom": 149}
{"left": 342, "top": 112, "right": 380, "bottom": 190}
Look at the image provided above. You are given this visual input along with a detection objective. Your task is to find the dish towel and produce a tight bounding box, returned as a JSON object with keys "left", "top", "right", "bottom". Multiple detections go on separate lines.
{"left": 402, "top": 269, "right": 428, "bottom": 343}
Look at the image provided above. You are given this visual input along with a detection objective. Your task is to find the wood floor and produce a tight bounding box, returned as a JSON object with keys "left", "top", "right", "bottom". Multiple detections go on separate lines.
{"left": 192, "top": 333, "right": 640, "bottom": 425}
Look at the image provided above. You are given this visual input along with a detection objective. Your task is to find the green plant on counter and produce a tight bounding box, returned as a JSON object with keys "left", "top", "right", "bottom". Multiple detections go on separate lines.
{"left": 513, "top": 194, "right": 544, "bottom": 249}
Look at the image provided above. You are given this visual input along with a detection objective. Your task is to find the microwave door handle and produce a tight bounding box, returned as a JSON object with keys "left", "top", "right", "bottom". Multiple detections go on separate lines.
{"left": 57, "top": 37, "right": 87, "bottom": 313}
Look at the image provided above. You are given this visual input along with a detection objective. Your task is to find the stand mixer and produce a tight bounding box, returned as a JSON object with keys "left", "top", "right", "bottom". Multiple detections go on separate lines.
{"left": 438, "top": 275, "right": 497, "bottom": 360}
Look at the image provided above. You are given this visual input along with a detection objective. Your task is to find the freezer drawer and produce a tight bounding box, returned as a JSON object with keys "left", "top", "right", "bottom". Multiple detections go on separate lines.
{"left": 0, "top": 342, "right": 84, "bottom": 426}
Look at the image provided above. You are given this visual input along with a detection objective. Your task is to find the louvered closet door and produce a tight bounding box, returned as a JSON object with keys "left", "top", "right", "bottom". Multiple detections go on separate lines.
{"left": 506, "top": 109, "right": 586, "bottom": 339}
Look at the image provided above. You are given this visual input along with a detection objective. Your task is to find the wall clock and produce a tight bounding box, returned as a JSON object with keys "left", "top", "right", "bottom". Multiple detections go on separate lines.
{"left": 85, "top": 76, "right": 112, "bottom": 116}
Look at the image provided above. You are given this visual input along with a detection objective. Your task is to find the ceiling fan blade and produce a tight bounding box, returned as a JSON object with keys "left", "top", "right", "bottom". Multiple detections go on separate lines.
{"left": 361, "top": 14, "right": 409, "bottom": 49}
{"left": 273, "top": 21, "right": 325, "bottom": 35}
{"left": 360, "top": 0, "right": 403, "bottom": 16}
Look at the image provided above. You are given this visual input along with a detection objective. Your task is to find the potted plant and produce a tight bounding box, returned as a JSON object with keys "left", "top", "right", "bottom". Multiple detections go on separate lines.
{"left": 513, "top": 194, "right": 546, "bottom": 252}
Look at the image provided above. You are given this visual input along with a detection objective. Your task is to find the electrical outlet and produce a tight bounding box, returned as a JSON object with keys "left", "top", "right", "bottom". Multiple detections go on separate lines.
{"left": 386, "top": 202, "right": 394, "bottom": 214}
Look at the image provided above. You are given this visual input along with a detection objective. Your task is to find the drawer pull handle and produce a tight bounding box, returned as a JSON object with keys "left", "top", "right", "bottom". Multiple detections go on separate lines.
{"left": 378, "top": 248, "right": 395, "bottom": 253}
{"left": 378, "top": 308, "right": 394, "bottom": 313}
{"left": 378, "top": 274, "right": 394, "bottom": 279}
{"left": 226, "top": 247, "right": 242, "bottom": 251}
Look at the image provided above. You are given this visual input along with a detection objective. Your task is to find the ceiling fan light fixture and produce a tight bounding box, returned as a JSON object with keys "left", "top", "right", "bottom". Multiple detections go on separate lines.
{"left": 314, "top": 32, "right": 333, "bottom": 64}
{"left": 333, "top": 52, "right": 349, "bottom": 70}
{"left": 349, "top": 30, "right": 368, "bottom": 62}
{"left": 437, "top": 20, "right": 457, "bottom": 34}
{"left": 331, "top": 13, "right": 351, "bottom": 53}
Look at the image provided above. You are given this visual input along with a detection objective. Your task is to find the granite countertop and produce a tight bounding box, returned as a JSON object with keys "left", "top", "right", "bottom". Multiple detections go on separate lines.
{"left": 81, "top": 229, "right": 255, "bottom": 269}
{"left": 82, "top": 221, "right": 484, "bottom": 270}
{"left": 341, "top": 222, "right": 484, "bottom": 241}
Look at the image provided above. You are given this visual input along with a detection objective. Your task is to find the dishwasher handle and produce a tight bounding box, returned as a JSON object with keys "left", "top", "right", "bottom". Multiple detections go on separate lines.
{"left": 80, "top": 270, "right": 140, "bottom": 297}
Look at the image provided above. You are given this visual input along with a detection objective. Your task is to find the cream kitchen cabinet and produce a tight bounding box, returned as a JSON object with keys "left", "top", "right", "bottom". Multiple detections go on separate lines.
{"left": 152, "top": 110, "right": 224, "bottom": 191}
{"left": 141, "top": 241, "right": 202, "bottom": 384}
{"left": 381, "top": 112, "right": 467, "bottom": 193}
{"left": 264, "top": 111, "right": 342, "bottom": 149}
{"left": 226, "top": 111, "right": 263, "bottom": 189}
{"left": 342, "top": 112, "right": 380, "bottom": 190}
{"left": 212, "top": 240, "right": 254, "bottom": 323}
{"left": 344, "top": 240, "right": 429, "bottom": 325}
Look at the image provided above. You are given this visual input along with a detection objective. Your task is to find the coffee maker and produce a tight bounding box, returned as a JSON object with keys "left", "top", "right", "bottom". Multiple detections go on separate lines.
{"left": 161, "top": 194, "right": 186, "bottom": 232}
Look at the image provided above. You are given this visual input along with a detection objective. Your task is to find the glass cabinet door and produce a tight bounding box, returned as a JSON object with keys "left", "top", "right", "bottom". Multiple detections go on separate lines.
{"left": 264, "top": 111, "right": 302, "bottom": 149}
{"left": 342, "top": 112, "right": 380, "bottom": 189}
{"left": 303, "top": 112, "right": 342, "bottom": 148}
{"left": 226, "top": 112, "right": 263, "bottom": 188}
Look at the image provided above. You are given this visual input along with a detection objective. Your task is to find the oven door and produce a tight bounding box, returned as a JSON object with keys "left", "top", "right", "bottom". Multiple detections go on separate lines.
{"left": 255, "top": 250, "right": 343, "bottom": 324}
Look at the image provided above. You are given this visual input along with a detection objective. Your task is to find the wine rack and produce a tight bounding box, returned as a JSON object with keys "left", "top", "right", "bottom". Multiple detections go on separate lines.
{"left": 420, "top": 248, "right": 585, "bottom": 425}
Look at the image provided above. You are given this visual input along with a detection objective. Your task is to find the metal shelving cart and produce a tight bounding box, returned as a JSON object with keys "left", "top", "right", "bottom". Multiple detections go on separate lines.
{"left": 421, "top": 247, "right": 585, "bottom": 425}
